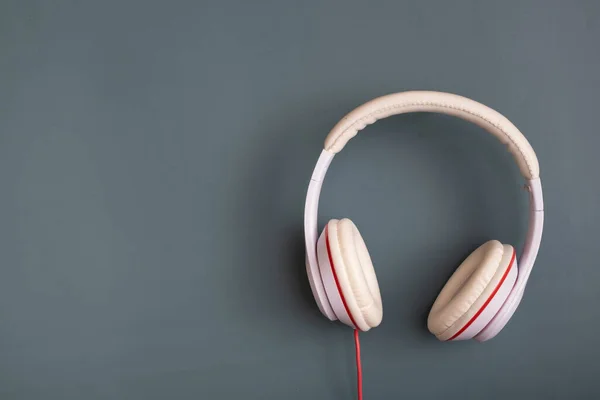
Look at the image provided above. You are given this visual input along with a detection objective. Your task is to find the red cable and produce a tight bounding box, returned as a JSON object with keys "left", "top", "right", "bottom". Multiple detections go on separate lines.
{"left": 354, "top": 329, "right": 363, "bottom": 400}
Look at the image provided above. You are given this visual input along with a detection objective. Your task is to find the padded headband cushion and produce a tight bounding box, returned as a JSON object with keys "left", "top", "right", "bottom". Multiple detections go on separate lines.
{"left": 327, "top": 219, "right": 383, "bottom": 331}
{"left": 324, "top": 91, "right": 539, "bottom": 179}
{"left": 427, "top": 240, "right": 515, "bottom": 340}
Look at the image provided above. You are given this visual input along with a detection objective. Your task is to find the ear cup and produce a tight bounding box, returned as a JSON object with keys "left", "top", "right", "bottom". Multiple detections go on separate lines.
{"left": 316, "top": 219, "right": 383, "bottom": 331}
{"left": 428, "top": 240, "right": 518, "bottom": 341}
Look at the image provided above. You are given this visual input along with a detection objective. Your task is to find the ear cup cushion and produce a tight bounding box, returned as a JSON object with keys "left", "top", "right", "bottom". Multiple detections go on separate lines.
{"left": 327, "top": 219, "right": 383, "bottom": 331}
{"left": 427, "top": 240, "right": 515, "bottom": 340}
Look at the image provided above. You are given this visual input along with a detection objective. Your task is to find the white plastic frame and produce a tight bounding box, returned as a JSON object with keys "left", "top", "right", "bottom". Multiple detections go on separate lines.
{"left": 304, "top": 149, "right": 544, "bottom": 341}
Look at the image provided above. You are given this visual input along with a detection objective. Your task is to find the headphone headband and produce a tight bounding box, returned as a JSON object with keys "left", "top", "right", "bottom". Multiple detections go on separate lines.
{"left": 324, "top": 91, "right": 540, "bottom": 179}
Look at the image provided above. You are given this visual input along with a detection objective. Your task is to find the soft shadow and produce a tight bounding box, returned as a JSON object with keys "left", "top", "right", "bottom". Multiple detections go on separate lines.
{"left": 227, "top": 92, "right": 357, "bottom": 332}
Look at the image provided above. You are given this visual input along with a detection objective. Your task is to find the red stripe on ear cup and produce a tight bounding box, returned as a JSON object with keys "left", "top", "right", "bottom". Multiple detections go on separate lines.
{"left": 447, "top": 249, "right": 517, "bottom": 341}
{"left": 325, "top": 226, "right": 360, "bottom": 330}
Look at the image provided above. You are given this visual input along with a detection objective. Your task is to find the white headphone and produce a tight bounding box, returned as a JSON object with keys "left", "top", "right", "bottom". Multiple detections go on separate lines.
{"left": 304, "top": 91, "right": 544, "bottom": 341}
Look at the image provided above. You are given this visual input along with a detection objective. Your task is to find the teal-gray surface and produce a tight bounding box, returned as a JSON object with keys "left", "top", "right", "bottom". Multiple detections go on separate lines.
{"left": 1, "top": 1, "right": 599, "bottom": 399}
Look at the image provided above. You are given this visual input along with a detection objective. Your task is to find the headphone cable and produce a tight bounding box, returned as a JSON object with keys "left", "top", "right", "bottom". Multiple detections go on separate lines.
{"left": 354, "top": 329, "right": 363, "bottom": 400}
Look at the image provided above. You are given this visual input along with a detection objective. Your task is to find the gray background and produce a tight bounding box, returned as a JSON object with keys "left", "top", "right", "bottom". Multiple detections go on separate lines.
{"left": 1, "top": 1, "right": 599, "bottom": 399}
